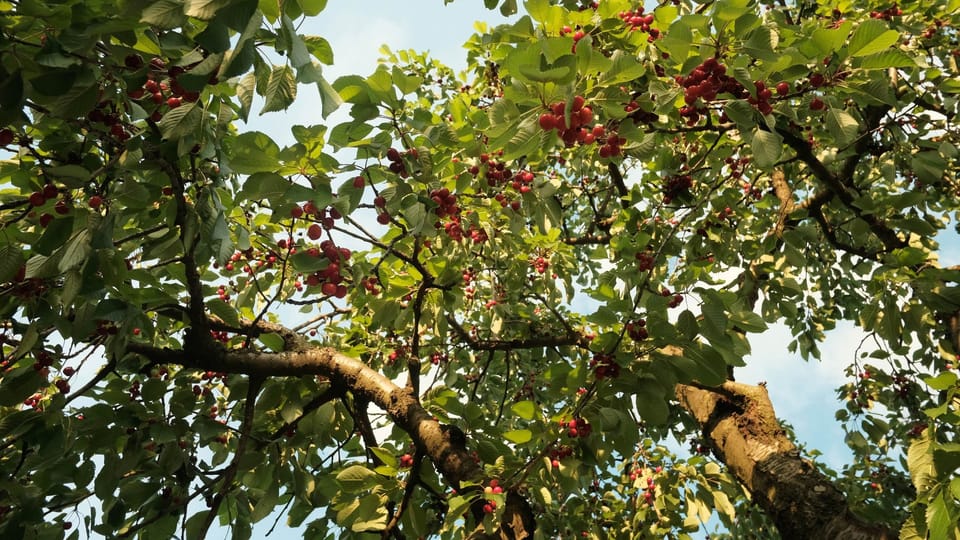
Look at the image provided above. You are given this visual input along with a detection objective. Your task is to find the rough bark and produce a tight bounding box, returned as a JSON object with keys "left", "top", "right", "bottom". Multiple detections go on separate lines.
{"left": 676, "top": 380, "right": 898, "bottom": 540}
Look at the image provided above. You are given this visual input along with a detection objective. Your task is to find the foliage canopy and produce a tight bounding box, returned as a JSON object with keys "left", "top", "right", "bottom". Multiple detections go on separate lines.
{"left": 1, "top": 0, "right": 959, "bottom": 538}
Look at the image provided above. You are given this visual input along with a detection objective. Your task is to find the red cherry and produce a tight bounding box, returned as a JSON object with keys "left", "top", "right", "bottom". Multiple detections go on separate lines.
{"left": 167, "top": 97, "right": 181, "bottom": 109}
{"left": 776, "top": 81, "right": 790, "bottom": 96}
{"left": 29, "top": 192, "right": 46, "bottom": 207}
{"left": 307, "top": 224, "right": 323, "bottom": 240}
{"left": 810, "top": 97, "right": 825, "bottom": 110}
{"left": 321, "top": 282, "right": 337, "bottom": 296}
{"left": 538, "top": 113, "right": 555, "bottom": 131}
{"left": 88, "top": 195, "right": 103, "bottom": 209}
{"left": 352, "top": 176, "right": 365, "bottom": 188}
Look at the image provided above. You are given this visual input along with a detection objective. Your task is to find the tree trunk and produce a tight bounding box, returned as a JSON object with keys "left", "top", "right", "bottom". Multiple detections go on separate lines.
{"left": 676, "top": 381, "right": 897, "bottom": 540}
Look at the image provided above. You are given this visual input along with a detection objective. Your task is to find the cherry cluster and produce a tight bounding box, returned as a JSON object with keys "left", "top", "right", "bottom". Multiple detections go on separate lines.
{"left": 23, "top": 392, "right": 44, "bottom": 410}
{"left": 590, "top": 353, "right": 621, "bottom": 379}
{"left": 748, "top": 80, "right": 775, "bottom": 115}
{"left": 635, "top": 250, "right": 655, "bottom": 272}
{"left": 618, "top": 7, "right": 660, "bottom": 41}
{"left": 303, "top": 240, "right": 351, "bottom": 298}
{"left": 360, "top": 276, "right": 381, "bottom": 295}
{"left": 222, "top": 247, "right": 279, "bottom": 275}
{"left": 87, "top": 98, "right": 134, "bottom": 141}
{"left": 661, "top": 173, "right": 693, "bottom": 203}
{"left": 209, "top": 329, "right": 231, "bottom": 344}
{"left": 625, "top": 319, "right": 648, "bottom": 341}
{"left": 430, "top": 187, "right": 459, "bottom": 219}
{"left": 559, "top": 25, "right": 588, "bottom": 52}
{"left": 549, "top": 444, "right": 574, "bottom": 467}
{"left": 532, "top": 255, "right": 549, "bottom": 274}
{"left": 386, "top": 147, "right": 411, "bottom": 178}
{"left": 870, "top": 4, "right": 902, "bottom": 19}
{"left": 125, "top": 55, "right": 206, "bottom": 125}
{"left": 481, "top": 479, "right": 504, "bottom": 514}
{"left": 374, "top": 194, "right": 391, "bottom": 224}
{"left": 661, "top": 288, "right": 684, "bottom": 308}
{"left": 215, "top": 284, "right": 231, "bottom": 302}
{"left": 562, "top": 417, "right": 592, "bottom": 438}
{"left": 676, "top": 57, "right": 747, "bottom": 126}
{"left": 30, "top": 349, "right": 55, "bottom": 378}
{"left": 641, "top": 476, "right": 656, "bottom": 505}
{"left": 399, "top": 453, "right": 414, "bottom": 468}
{"left": 537, "top": 96, "right": 607, "bottom": 149}
{"left": 292, "top": 200, "right": 342, "bottom": 231}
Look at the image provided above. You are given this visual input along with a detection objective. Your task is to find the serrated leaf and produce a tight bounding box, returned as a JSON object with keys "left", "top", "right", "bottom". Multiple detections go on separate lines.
{"left": 141, "top": 0, "right": 186, "bottom": 28}
{"left": 0, "top": 244, "right": 24, "bottom": 282}
{"left": 849, "top": 19, "right": 900, "bottom": 57}
{"left": 185, "top": 0, "right": 229, "bottom": 19}
{"left": 858, "top": 49, "right": 916, "bottom": 69}
{"left": 751, "top": 128, "right": 783, "bottom": 169}
{"left": 912, "top": 151, "right": 946, "bottom": 184}
{"left": 826, "top": 109, "right": 859, "bottom": 146}
{"left": 236, "top": 72, "right": 255, "bottom": 121}
{"left": 158, "top": 102, "right": 203, "bottom": 140}
{"left": 908, "top": 428, "right": 935, "bottom": 496}
{"left": 206, "top": 299, "right": 241, "bottom": 328}
{"left": 228, "top": 131, "right": 280, "bottom": 174}
{"left": 261, "top": 65, "right": 297, "bottom": 113}
{"left": 58, "top": 229, "right": 91, "bottom": 273}
{"left": 336, "top": 465, "right": 381, "bottom": 493}
{"left": 316, "top": 74, "right": 343, "bottom": 118}
{"left": 369, "top": 447, "right": 398, "bottom": 468}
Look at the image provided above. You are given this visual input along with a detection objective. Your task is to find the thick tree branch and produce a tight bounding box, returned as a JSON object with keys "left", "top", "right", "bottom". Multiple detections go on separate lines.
{"left": 127, "top": 343, "right": 480, "bottom": 488}
{"left": 676, "top": 380, "right": 897, "bottom": 540}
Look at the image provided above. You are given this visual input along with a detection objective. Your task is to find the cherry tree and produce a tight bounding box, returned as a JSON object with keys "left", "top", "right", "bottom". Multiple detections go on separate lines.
{"left": 0, "top": 0, "right": 958, "bottom": 538}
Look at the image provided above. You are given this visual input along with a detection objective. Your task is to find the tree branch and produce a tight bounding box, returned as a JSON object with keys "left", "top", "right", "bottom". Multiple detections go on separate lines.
{"left": 676, "top": 380, "right": 897, "bottom": 540}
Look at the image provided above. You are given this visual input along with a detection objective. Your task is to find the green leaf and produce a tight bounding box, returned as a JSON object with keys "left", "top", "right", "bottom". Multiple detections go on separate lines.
{"left": 206, "top": 299, "right": 241, "bottom": 328}
{"left": 304, "top": 35, "right": 334, "bottom": 65}
{"left": 510, "top": 400, "right": 537, "bottom": 420}
{"left": 336, "top": 465, "right": 381, "bottom": 493}
{"left": 58, "top": 229, "right": 91, "bottom": 273}
{"left": 185, "top": 0, "right": 229, "bottom": 19}
{"left": 298, "top": 0, "right": 327, "bottom": 16}
{"left": 908, "top": 428, "right": 936, "bottom": 496}
{"left": 848, "top": 19, "right": 900, "bottom": 57}
{"left": 141, "top": 0, "right": 186, "bottom": 28}
{"left": 158, "top": 102, "right": 203, "bottom": 140}
{"left": 503, "top": 429, "right": 533, "bottom": 444}
{"left": 912, "top": 151, "right": 946, "bottom": 184}
{"left": 825, "top": 109, "right": 859, "bottom": 146}
{"left": 924, "top": 372, "right": 958, "bottom": 391}
{"left": 0, "top": 244, "right": 24, "bottom": 283}
{"left": 634, "top": 378, "right": 670, "bottom": 425}
{"left": 259, "top": 332, "right": 286, "bottom": 352}
{"left": 261, "top": 65, "right": 297, "bottom": 113}
{"left": 751, "top": 128, "right": 783, "bottom": 169}
{"left": 228, "top": 132, "right": 280, "bottom": 174}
